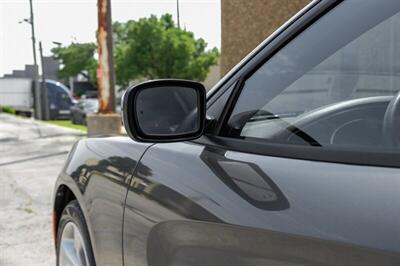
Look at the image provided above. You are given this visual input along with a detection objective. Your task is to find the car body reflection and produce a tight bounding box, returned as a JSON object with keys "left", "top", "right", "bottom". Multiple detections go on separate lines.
{"left": 200, "top": 147, "right": 289, "bottom": 210}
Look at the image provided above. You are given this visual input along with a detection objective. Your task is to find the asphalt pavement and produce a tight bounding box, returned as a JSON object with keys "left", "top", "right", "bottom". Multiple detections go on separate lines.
{"left": 0, "top": 113, "right": 85, "bottom": 266}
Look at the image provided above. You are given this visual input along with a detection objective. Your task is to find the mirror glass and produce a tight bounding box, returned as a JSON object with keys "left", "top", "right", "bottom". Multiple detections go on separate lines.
{"left": 135, "top": 86, "right": 199, "bottom": 136}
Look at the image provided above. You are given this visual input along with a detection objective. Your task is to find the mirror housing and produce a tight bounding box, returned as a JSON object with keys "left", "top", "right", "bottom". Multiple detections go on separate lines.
{"left": 122, "top": 80, "right": 206, "bottom": 143}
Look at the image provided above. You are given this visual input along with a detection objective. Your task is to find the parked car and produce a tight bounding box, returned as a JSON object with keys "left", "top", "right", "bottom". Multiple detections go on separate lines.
{"left": 70, "top": 97, "right": 122, "bottom": 125}
{"left": 0, "top": 78, "right": 74, "bottom": 119}
{"left": 53, "top": 1, "right": 400, "bottom": 265}
{"left": 70, "top": 98, "right": 99, "bottom": 125}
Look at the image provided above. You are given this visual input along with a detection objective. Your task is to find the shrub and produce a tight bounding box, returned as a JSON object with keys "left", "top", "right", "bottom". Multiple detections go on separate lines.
{"left": 1, "top": 106, "right": 16, "bottom": 115}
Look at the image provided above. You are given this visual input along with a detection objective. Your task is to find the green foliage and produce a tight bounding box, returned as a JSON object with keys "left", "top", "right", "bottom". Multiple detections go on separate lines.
{"left": 51, "top": 43, "right": 97, "bottom": 83}
{"left": 1, "top": 106, "right": 16, "bottom": 115}
{"left": 114, "top": 14, "right": 219, "bottom": 86}
{"left": 50, "top": 14, "right": 219, "bottom": 88}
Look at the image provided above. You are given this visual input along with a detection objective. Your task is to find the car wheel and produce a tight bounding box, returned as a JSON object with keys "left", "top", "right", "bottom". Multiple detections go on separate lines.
{"left": 50, "top": 112, "right": 57, "bottom": 121}
{"left": 71, "top": 115, "right": 77, "bottom": 125}
{"left": 56, "top": 200, "right": 95, "bottom": 266}
{"left": 77, "top": 114, "right": 83, "bottom": 125}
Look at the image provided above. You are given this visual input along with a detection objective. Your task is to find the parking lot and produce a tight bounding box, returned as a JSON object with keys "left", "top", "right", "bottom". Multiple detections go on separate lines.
{"left": 0, "top": 114, "right": 84, "bottom": 265}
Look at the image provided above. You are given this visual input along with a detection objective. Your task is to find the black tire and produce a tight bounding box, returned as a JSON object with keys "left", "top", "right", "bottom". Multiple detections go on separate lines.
{"left": 71, "top": 114, "right": 77, "bottom": 125}
{"left": 56, "top": 200, "right": 96, "bottom": 266}
{"left": 50, "top": 112, "right": 58, "bottom": 121}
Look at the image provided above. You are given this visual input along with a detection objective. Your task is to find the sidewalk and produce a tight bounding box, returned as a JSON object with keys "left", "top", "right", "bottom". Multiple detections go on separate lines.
{"left": 0, "top": 114, "right": 84, "bottom": 266}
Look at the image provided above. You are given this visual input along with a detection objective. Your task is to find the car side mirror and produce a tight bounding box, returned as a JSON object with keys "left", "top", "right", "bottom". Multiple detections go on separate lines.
{"left": 122, "top": 80, "right": 206, "bottom": 143}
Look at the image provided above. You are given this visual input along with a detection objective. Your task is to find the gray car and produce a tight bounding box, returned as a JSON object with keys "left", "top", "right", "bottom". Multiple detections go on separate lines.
{"left": 70, "top": 98, "right": 99, "bottom": 125}
{"left": 53, "top": 1, "right": 400, "bottom": 265}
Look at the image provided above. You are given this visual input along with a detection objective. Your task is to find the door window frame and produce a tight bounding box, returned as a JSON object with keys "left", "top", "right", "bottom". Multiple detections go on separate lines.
{"left": 196, "top": 0, "right": 400, "bottom": 168}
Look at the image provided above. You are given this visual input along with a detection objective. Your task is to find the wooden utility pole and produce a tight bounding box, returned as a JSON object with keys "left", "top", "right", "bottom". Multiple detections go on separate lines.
{"left": 96, "top": 0, "right": 116, "bottom": 114}
{"left": 29, "top": 0, "right": 41, "bottom": 119}
{"left": 177, "top": 0, "right": 181, "bottom": 29}
{"left": 39, "top": 41, "right": 50, "bottom": 120}
{"left": 87, "top": 0, "right": 120, "bottom": 136}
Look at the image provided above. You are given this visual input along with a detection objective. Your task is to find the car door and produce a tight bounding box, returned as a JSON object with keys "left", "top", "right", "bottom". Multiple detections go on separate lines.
{"left": 123, "top": 0, "right": 400, "bottom": 265}
{"left": 56, "top": 86, "right": 73, "bottom": 116}
{"left": 46, "top": 82, "right": 73, "bottom": 119}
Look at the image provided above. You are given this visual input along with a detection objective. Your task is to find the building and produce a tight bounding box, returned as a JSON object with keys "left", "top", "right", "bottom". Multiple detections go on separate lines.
{"left": 1, "top": 56, "right": 60, "bottom": 81}
{"left": 221, "top": 0, "right": 310, "bottom": 75}
{"left": 203, "top": 61, "right": 221, "bottom": 91}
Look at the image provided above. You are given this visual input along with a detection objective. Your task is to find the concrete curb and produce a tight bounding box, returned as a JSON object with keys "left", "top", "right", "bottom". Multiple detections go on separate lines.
{"left": 0, "top": 113, "right": 86, "bottom": 136}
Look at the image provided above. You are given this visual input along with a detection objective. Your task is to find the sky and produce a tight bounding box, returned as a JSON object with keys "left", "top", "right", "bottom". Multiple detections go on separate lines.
{"left": 0, "top": 0, "right": 221, "bottom": 76}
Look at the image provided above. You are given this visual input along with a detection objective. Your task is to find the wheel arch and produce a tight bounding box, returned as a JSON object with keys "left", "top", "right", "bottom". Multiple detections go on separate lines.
{"left": 53, "top": 184, "right": 77, "bottom": 243}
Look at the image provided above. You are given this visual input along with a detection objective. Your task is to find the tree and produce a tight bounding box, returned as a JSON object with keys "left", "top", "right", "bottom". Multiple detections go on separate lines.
{"left": 51, "top": 14, "right": 219, "bottom": 88}
{"left": 114, "top": 14, "right": 219, "bottom": 87}
{"left": 51, "top": 43, "right": 97, "bottom": 83}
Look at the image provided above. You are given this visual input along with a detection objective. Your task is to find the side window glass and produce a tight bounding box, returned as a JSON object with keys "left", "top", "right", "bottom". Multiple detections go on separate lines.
{"left": 223, "top": 0, "right": 400, "bottom": 151}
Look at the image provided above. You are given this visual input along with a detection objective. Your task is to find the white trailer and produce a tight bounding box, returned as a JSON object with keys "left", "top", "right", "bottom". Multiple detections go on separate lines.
{"left": 0, "top": 78, "right": 33, "bottom": 115}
